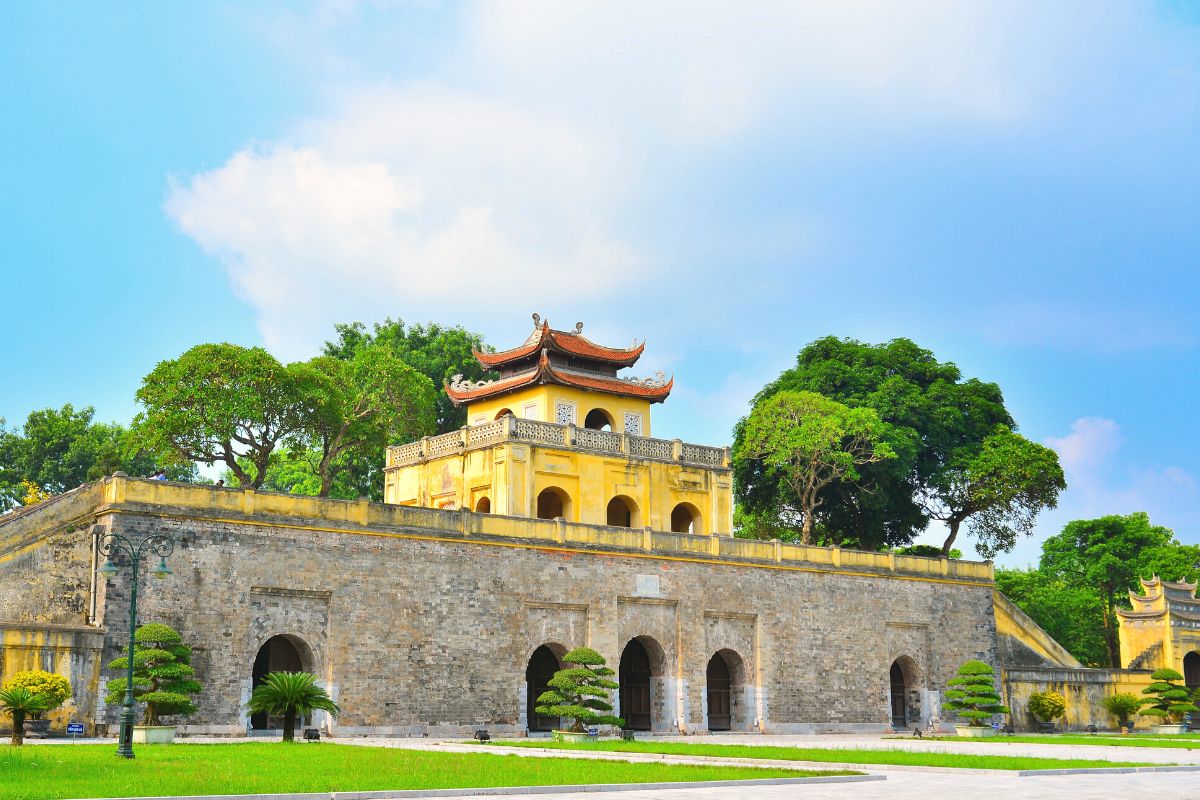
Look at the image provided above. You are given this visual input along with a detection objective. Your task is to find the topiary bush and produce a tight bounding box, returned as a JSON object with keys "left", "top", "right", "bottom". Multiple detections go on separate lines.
{"left": 1139, "top": 668, "right": 1199, "bottom": 724}
{"left": 1027, "top": 690, "right": 1067, "bottom": 723}
{"left": 105, "top": 622, "right": 202, "bottom": 725}
{"left": 534, "top": 647, "right": 624, "bottom": 733}
{"left": 3, "top": 670, "right": 71, "bottom": 720}
{"left": 944, "top": 660, "right": 1010, "bottom": 726}
{"left": 1102, "top": 692, "right": 1141, "bottom": 728}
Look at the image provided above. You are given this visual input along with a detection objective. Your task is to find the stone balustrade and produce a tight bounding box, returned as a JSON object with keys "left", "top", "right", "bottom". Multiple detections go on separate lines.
{"left": 387, "top": 417, "right": 730, "bottom": 469}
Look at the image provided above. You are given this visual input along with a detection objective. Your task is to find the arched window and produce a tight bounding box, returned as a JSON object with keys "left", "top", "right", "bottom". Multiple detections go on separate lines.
{"left": 494, "top": 408, "right": 514, "bottom": 420}
{"left": 584, "top": 409, "right": 614, "bottom": 431}
{"left": 670, "top": 502, "right": 703, "bottom": 534}
{"left": 536, "top": 487, "right": 571, "bottom": 520}
{"left": 475, "top": 496, "right": 491, "bottom": 513}
{"left": 606, "top": 495, "right": 639, "bottom": 527}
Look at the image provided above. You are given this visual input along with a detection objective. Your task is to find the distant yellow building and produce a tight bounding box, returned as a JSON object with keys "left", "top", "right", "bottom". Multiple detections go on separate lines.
{"left": 1117, "top": 576, "right": 1200, "bottom": 687}
{"left": 384, "top": 315, "right": 733, "bottom": 534}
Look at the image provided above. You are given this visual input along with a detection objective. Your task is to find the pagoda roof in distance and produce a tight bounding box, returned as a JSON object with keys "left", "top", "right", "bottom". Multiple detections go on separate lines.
{"left": 447, "top": 349, "right": 673, "bottom": 405}
{"left": 473, "top": 314, "right": 646, "bottom": 370}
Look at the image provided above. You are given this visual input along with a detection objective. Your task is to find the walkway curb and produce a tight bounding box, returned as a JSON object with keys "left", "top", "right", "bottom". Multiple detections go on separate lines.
{"left": 74, "top": 775, "right": 883, "bottom": 800}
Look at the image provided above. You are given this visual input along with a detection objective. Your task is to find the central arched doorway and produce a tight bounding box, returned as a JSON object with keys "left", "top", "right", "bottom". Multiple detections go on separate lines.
{"left": 526, "top": 645, "right": 562, "bottom": 732}
{"left": 889, "top": 659, "right": 908, "bottom": 730}
{"left": 619, "top": 639, "right": 653, "bottom": 731}
{"left": 1185, "top": 652, "right": 1200, "bottom": 729}
{"left": 251, "top": 635, "right": 307, "bottom": 731}
{"left": 706, "top": 653, "right": 731, "bottom": 731}
{"left": 606, "top": 496, "right": 639, "bottom": 527}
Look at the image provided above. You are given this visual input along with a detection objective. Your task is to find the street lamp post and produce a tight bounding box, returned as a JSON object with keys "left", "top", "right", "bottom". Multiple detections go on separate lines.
{"left": 98, "top": 530, "right": 175, "bottom": 759}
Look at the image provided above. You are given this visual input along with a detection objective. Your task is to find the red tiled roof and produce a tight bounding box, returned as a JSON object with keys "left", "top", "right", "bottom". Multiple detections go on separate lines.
{"left": 447, "top": 350, "right": 671, "bottom": 405}
{"left": 474, "top": 319, "right": 644, "bottom": 369}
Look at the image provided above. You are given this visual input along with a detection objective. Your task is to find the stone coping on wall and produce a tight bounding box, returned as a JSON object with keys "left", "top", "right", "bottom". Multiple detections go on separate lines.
{"left": 1, "top": 476, "right": 994, "bottom": 585}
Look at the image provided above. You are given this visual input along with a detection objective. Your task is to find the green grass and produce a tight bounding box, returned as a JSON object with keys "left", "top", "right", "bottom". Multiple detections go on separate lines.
{"left": 485, "top": 739, "right": 1154, "bottom": 771}
{"left": 898, "top": 734, "right": 1200, "bottom": 749}
{"left": 0, "top": 742, "right": 844, "bottom": 800}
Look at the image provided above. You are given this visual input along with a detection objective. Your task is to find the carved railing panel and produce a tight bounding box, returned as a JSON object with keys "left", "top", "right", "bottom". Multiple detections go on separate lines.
{"left": 467, "top": 420, "right": 506, "bottom": 446}
{"left": 428, "top": 431, "right": 464, "bottom": 457}
{"left": 629, "top": 436, "right": 672, "bottom": 460}
{"left": 513, "top": 419, "right": 565, "bottom": 445}
{"left": 681, "top": 443, "right": 724, "bottom": 466}
{"left": 575, "top": 427, "right": 621, "bottom": 452}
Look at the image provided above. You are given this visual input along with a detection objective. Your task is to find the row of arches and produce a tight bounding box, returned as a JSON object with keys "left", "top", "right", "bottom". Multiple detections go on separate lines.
{"left": 525, "top": 638, "right": 747, "bottom": 733}
{"left": 492, "top": 407, "right": 619, "bottom": 431}
{"left": 535, "top": 487, "right": 703, "bottom": 534}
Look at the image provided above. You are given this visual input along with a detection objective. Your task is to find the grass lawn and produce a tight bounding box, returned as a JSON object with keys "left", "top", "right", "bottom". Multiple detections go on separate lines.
{"left": 0, "top": 743, "right": 845, "bottom": 800}
{"left": 485, "top": 739, "right": 1154, "bottom": 771}
{"left": 895, "top": 734, "right": 1200, "bottom": 749}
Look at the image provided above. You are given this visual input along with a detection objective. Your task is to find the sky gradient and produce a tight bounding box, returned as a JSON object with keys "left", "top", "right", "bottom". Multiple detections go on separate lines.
{"left": 4, "top": 1, "right": 1199, "bottom": 565}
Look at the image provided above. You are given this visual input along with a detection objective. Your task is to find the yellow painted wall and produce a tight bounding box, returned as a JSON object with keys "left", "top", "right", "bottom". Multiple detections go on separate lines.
{"left": 0, "top": 626, "right": 105, "bottom": 734}
{"left": 467, "top": 385, "right": 654, "bottom": 436}
{"left": 387, "top": 441, "right": 732, "bottom": 534}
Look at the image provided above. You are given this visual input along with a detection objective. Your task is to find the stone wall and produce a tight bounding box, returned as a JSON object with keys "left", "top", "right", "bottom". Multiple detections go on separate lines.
{"left": 1002, "top": 667, "right": 1155, "bottom": 732}
{"left": 2, "top": 477, "right": 999, "bottom": 737}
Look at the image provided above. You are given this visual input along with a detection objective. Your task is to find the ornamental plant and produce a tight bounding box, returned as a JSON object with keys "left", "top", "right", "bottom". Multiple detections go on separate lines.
{"left": 246, "top": 672, "right": 340, "bottom": 742}
{"left": 1102, "top": 692, "right": 1142, "bottom": 728}
{"left": 105, "top": 622, "right": 201, "bottom": 725}
{"left": 3, "top": 670, "right": 71, "bottom": 721}
{"left": 0, "top": 687, "right": 48, "bottom": 746}
{"left": 1139, "top": 668, "right": 1200, "bottom": 723}
{"left": 1027, "top": 690, "right": 1067, "bottom": 723}
{"left": 944, "top": 660, "right": 1010, "bottom": 726}
{"left": 534, "top": 647, "right": 624, "bottom": 732}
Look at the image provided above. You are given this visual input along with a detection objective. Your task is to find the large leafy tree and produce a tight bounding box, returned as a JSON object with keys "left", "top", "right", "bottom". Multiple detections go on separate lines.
{"left": 287, "top": 349, "right": 437, "bottom": 497}
{"left": 994, "top": 567, "right": 1108, "bottom": 667}
{"left": 323, "top": 319, "right": 493, "bottom": 433}
{"left": 132, "top": 344, "right": 308, "bottom": 489}
{"left": 0, "top": 405, "right": 193, "bottom": 511}
{"left": 735, "top": 390, "right": 895, "bottom": 545}
{"left": 734, "top": 336, "right": 1042, "bottom": 554}
{"left": 920, "top": 428, "right": 1065, "bottom": 557}
{"left": 1038, "top": 513, "right": 1200, "bottom": 668}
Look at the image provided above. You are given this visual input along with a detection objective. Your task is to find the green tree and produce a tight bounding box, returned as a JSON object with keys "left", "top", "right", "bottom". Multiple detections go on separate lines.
{"left": 4, "top": 670, "right": 71, "bottom": 720}
{"left": 0, "top": 405, "right": 193, "bottom": 510}
{"left": 734, "top": 336, "right": 1016, "bottom": 551}
{"left": 944, "top": 660, "right": 1010, "bottom": 726}
{"left": 920, "top": 427, "right": 1065, "bottom": 558}
{"left": 1139, "top": 668, "right": 1200, "bottom": 723}
{"left": 0, "top": 687, "right": 48, "bottom": 746}
{"left": 133, "top": 344, "right": 307, "bottom": 489}
{"left": 105, "top": 623, "right": 202, "bottom": 725}
{"left": 245, "top": 672, "right": 340, "bottom": 742}
{"left": 1039, "top": 513, "right": 1200, "bottom": 668}
{"left": 323, "top": 319, "right": 493, "bottom": 433}
{"left": 735, "top": 390, "right": 895, "bottom": 545}
{"left": 534, "top": 647, "right": 623, "bottom": 732}
{"left": 994, "top": 567, "right": 1108, "bottom": 666}
{"left": 287, "top": 348, "right": 436, "bottom": 497}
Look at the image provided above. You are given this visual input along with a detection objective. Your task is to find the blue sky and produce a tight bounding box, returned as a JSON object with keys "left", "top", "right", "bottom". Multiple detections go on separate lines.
{"left": 3, "top": 1, "right": 1199, "bottom": 565}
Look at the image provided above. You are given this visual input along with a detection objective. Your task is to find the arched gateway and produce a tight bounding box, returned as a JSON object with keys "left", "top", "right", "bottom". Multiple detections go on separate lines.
{"left": 526, "top": 645, "right": 562, "bottom": 732}
{"left": 250, "top": 635, "right": 311, "bottom": 731}
{"left": 619, "top": 639, "right": 654, "bottom": 731}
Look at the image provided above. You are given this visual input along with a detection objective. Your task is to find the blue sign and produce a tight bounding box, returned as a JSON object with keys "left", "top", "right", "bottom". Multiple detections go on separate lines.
{"left": 66, "top": 723, "right": 85, "bottom": 735}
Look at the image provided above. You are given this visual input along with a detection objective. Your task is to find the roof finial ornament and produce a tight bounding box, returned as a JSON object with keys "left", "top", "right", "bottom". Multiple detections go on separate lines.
{"left": 532, "top": 313, "right": 542, "bottom": 328}
{"left": 574, "top": 322, "right": 584, "bottom": 335}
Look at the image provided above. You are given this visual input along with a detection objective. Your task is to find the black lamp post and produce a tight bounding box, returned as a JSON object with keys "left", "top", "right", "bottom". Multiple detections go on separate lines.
{"left": 98, "top": 530, "right": 175, "bottom": 759}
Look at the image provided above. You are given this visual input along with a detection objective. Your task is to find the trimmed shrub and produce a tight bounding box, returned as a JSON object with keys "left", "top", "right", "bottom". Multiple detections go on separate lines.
{"left": 535, "top": 647, "right": 624, "bottom": 732}
{"left": 3, "top": 670, "right": 71, "bottom": 720}
{"left": 944, "top": 660, "right": 1010, "bottom": 726}
{"left": 105, "top": 622, "right": 201, "bottom": 725}
{"left": 1101, "top": 692, "right": 1141, "bottom": 727}
{"left": 1139, "top": 668, "right": 1200, "bottom": 723}
{"left": 1027, "top": 690, "right": 1067, "bottom": 722}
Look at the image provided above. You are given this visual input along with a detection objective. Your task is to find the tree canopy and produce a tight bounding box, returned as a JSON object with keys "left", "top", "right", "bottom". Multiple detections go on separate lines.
{"left": 323, "top": 318, "right": 493, "bottom": 433}
{"left": 734, "top": 336, "right": 1060, "bottom": 556}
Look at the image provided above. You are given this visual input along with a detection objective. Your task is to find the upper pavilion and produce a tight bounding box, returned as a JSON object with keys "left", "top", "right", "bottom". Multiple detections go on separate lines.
{"left": 1117, "top": 576, "right": 1200, "bottom": 686}
{"left": 383, "top": 314, "right": 732, "bottom": 535}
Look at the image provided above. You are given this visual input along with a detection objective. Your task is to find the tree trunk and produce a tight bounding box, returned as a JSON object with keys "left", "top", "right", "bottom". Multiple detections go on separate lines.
{"left": 283, "top": 710, "right": 296, "bottom": 742}
{"left": 11, "top": 710, "right": 24, "bottom": 746}
{"left": 800, "top": 512, "right": 813, "bottom": 545}
{"left": 1102, "top": 593, "right": 1120, "bottom": 668}
{"left": 940, "top": 518, "right": 962, "bottom": 557}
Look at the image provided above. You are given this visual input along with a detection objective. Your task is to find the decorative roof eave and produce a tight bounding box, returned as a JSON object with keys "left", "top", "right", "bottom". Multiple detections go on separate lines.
{"left": 1130, "top": 589, "right": 1163, "bottom": 603}
{"left": 446, "top": 350, "right": 672, "bottom": 406}
{"left": 1116, "top": 608, "right": 1167, "bottom": 620}
{"left": 472, "top": 316, "right": 645, "bottom": 370}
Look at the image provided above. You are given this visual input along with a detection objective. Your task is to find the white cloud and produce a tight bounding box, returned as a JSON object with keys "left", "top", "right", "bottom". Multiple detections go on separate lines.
{"left": 1044, "top": 416, "right": 1124, "bottom": 483}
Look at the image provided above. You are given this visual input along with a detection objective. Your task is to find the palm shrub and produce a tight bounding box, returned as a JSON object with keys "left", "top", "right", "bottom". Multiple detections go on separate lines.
{"left": 944, "top": 660, "right": 1010, "bottom": 726}
{"left": 3, "top": 670, "right": 71, "bottom": 721}
{"left": 105, "top": 622, "right": 202, "bottom": 725}
{"left": 1027, "top": 690, "right": 1067, "bottom": 723}
{"left": 0, "top": 687, "right": 49, "bottom": 746}
{"left": 1139, "top": 668, "right": 1200, "bottom": 724}
{"left": 534, "top": 647, "right": 624, "bottom": 733}
{"left": 1102, "top": 692, "right": 1142, "bottom": 729}
{"left": 246, "top": 672, "right": 340, "bottom": 742}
